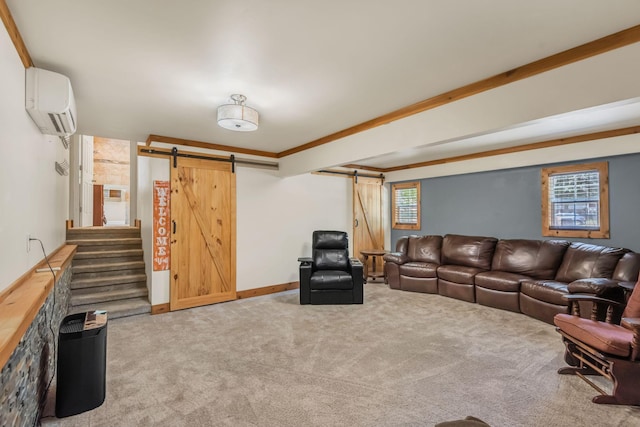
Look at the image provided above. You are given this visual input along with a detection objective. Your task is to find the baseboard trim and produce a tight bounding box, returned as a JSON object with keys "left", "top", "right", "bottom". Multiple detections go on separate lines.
{"left": 151, "top": 303, "right": 170, "bottom": 315}
{"left": 236, "top": 282, "right": 299, "bottom": 300}
{"left": 151, "top": 282, "right": 300, "bottom": 314}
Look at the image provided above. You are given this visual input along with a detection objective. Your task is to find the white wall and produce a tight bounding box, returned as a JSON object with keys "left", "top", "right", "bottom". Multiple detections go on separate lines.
{"left": 0, "top": 27, "right": 69, "bottom": 291}
{"left": 137, "top": 152, "right": 352, "bottom": 305}
{"left": 236, "top": 167, "right": 351, "bottom": 290}
{"left": 137, "top": 155, "right": 170, "bottom": 305}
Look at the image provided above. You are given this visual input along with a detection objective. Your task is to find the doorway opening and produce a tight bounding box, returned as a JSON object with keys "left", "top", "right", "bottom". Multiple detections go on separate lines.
{"left": 76, "top": 135, "right": 131, "bottom": 227}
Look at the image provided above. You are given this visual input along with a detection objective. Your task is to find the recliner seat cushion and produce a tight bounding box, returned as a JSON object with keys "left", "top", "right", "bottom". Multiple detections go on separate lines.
{"left": 520, "top": 280, "right": 569, "bottom": 305}
{"left": 475, "top": 271, "right": 530, "bottom": 292}
{"left": 399, "top": 262, "right": 438, "bottom": 278}
{"left": 437, "top": 265, "right": 483, "bottom": 285}
{"left": 441, "top": 234, "right": 497, "bottom": 270}
{"left": 310, "top": 270, "right": 353, "bottom": 290}
{"left": 491, "top": 239, "right": 569, "bottom": 279}
{"left": 555, "top": 243, "right": 626, "bottom": 283}
{"left": 554, "top": 314, "right": 632, "bottom": 357}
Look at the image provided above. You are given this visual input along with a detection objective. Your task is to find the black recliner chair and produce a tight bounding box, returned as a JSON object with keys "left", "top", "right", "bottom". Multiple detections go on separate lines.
{"left": 299, "top": 230, "right": 364, "bottom": 305}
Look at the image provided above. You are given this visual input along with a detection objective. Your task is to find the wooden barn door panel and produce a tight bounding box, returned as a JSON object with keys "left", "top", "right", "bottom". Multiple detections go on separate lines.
{"left": 170, "top": 157, "right": 236, "bottom": 311}
{"left": 353, "top": 177, "right": 384, "bottom": 271}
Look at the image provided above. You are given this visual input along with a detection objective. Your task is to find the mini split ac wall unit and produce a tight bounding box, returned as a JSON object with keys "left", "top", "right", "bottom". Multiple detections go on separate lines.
{"left": 25, "top": 67, "right": 77, "bottom": 136}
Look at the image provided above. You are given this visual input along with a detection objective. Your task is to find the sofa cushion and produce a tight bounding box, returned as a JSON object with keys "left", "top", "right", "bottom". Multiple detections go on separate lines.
{"left": 314, "top": 249, "right": 348, "bottom": 270}
{"left": 520, "top": 280, "right": 569, "bottom": 305}
{"left": 407, "top": 235, "right": 442, "bottom": 264}
{"left": 437, "top": 265, "right": 484, "bottom": 285}
{"left": 491, "top": 239, "right": 569, "bottom": 279}
{"left": 555, "top": 243, "right": 626, "bottom": 283}
{"left": 613, "top": 252, "right": 640, "bottom": 282}
{"left": 475, "top": 271, "right": 530, "bottom": 292}
{"left": 554, "top": 314, "right": 632, "bottom": 357}
{"left": 441, "top": 234, "right": 497, "bottom": 270}
{"left": 399, "top": 262, "right": 438, "bottom": 278}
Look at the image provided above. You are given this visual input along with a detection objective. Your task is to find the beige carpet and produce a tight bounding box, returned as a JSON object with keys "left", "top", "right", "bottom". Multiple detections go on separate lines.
{"left": 41, "top": 283, "right": 640, "bottom": 426}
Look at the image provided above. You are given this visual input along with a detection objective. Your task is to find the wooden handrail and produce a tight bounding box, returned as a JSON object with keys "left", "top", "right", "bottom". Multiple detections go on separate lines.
{"left": 0, "top": 244, "right": 77, "bottom": 369}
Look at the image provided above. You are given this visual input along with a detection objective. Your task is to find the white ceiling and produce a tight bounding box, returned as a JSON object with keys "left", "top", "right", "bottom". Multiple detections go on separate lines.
{"left": 7, "top": 0, "right": 640, "bottom": 171}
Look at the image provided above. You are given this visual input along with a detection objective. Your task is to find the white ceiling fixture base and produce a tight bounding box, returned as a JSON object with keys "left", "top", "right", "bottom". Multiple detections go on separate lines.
{"left": 217, "top": 94, "right": 259, "bottom": 132}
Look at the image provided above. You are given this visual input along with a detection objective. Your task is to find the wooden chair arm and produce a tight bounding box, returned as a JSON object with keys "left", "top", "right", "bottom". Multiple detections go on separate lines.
{"left": 563, "top": 294, "right": 624, "bottom": 321}
{"left": 563, "top": 294, "right": 624, "bottom": 307}
{"left": 621, "top": 317, "right": 640, "bottom": 361}
{"left": 619, "top": 281, "right": 636, "bottom": 291}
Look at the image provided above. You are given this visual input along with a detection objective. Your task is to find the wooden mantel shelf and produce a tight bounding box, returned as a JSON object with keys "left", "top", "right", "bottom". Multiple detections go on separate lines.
{"left": 0, "top": 244, "right": 77, "bottom": 370}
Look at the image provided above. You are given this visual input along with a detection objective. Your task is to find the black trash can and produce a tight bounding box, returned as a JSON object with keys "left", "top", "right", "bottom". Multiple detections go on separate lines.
{"left": 55, "top": 311, "right": 108, "bottom": 418}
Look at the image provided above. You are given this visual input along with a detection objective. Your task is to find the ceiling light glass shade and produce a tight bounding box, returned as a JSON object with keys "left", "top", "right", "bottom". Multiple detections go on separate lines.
{"left": 217, "top": 94, "right": 259, "bottom": 131}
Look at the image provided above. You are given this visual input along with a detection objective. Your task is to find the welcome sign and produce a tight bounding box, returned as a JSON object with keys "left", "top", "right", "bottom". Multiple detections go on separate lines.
{"left": 153, "top": 180, "right": 170, "bottom": 271}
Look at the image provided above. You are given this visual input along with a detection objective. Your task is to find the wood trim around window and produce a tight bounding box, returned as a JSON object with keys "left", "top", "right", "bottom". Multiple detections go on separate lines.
{"left": 541, "top": 161, "right": 609, "bottom": 238}
{"left": 392, "top": 181, "right": 421, "bottom": 230}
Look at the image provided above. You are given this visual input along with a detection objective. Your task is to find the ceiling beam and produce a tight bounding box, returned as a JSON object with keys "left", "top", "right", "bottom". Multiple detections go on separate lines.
{"left": 0, "top": 0, "right": 33, "bottom": 68}
{"left": 383, "top": 125, "right": 640, "bottom": 172}
{"left": 146, "top": 134, "right": 279, "bottom": 159}
{"left": 278, "top": 23, "right": 640, "bottom": 158}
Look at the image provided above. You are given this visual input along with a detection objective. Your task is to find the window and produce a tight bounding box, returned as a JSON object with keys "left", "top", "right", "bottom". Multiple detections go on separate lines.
{"left": 541, "top": 161, "right": 609, "bottom": 238}
{"left": 392, "top": 182, "right": 421, "bottom": 230}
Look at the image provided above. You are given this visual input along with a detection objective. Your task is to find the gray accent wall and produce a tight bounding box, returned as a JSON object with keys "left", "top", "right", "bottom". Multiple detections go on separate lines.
{"left": 390, "top": 153, "right": 640, "bottom": 252}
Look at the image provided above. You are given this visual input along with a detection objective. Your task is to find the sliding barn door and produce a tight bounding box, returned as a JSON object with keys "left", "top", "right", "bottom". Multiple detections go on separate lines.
{"left": 353, "top": 176, "right": 384, "bottom": 265}
{"left": 170, "top": 157, "right": 236, "bottom": 311}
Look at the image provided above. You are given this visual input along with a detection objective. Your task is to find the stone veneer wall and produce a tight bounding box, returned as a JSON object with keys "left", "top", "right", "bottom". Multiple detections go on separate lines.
{"left": 0, "top": 267, "right": 71, "bottom": 427}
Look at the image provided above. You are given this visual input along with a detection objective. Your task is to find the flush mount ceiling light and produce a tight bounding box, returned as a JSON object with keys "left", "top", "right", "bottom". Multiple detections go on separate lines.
{"left": 217, "top": 94, "right": 259, "bottom": 131}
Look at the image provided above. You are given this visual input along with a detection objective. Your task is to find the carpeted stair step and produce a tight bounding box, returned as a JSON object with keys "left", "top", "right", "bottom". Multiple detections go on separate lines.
{"left": 71, "top": 284, "right": 148, "bottom": 306}
{"left": 66, "top": 238, "right": 143, "bottom": 252}
{"left": 69, "top": 297, "right": 151, "bottom": 320}
{"left": 66, "top": 226, "right": 141, "bottom": 240}
{"left": 71, "top": 273, "right": 147, "bottom": 290}
{"left": 72, "top": 260, "right": 146, "bottom": 276}
{"left": 72, "top": 249, "right": 144, "bottom": 266}
{"left": 72, "top": 281, "right": 148, "bottom": 297}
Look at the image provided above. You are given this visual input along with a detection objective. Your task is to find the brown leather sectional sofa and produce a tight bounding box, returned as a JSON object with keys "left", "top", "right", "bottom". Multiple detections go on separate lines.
{"left": 383, "top": 234, "right": 640, "bottom": 324}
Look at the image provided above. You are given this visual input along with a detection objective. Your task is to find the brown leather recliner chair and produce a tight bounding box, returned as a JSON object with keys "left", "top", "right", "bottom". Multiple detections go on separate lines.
{"left": 437, "top": 234, "right": 497, "bottom": 303}
{"left": 520, "top": 243, "right": 627, "bottom": 324}
{"left": 554, "top": 278, "right": 640, "bottom": 406}
{"left": 299, "top": 230, "right": 364, "bottom": 305}
{"left": 475, "top": 239, "right": 569, "bottom": 313}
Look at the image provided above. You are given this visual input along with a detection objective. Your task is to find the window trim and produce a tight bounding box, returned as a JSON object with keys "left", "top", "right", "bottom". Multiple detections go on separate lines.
{"left": 541, "top": 161, "right": 609, "bottom": 238}
{"left": 391, "top": 181, "right": 421, "bottom": 230}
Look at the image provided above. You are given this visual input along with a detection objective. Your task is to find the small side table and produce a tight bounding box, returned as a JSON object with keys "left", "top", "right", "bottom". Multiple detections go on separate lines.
{"left": 360, "top": 249, "right": 388, "bottom": 283}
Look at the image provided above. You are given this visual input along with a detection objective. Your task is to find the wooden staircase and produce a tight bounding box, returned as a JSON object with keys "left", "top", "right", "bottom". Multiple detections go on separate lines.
{"left": 66, "top": 226, "right": 151, "bottom": 319}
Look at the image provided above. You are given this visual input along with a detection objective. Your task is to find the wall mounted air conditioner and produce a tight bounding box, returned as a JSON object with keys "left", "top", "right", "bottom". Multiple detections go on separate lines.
{"left": 25, "top": 67, "right": 77, "bottom": 136}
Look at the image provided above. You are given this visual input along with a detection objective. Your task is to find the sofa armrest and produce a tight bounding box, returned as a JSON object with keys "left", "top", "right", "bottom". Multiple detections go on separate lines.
{"left": 299, "top": 261, "right": 313, "bottom": 304}
{"left": 568, "top": 278, "right": 621, "bottom": 295}
{"left": 349, "top": 257, "right": 364, "bottom": 277}
{"left": 619, "top": 281, "right": 636, "bottom": 293}
{"left": 383, "top": 252, "right": 408, "bottom": 264}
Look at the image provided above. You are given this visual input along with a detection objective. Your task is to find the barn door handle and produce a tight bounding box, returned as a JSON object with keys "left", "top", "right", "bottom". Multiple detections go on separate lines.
{"left": 355, "top": 219, "right": 359, "bottom": 227}
{"left": 172, "top": 220, "right": 176, "bottom": 234}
